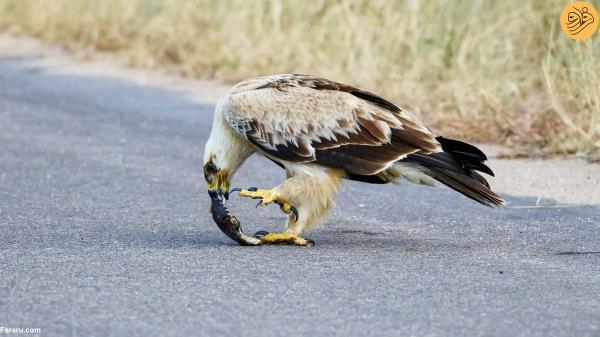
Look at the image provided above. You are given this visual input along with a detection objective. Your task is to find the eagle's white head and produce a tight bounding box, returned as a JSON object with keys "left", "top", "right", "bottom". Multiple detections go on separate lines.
{"left": 203, "top": 97, "right": 254, "bottom": 199}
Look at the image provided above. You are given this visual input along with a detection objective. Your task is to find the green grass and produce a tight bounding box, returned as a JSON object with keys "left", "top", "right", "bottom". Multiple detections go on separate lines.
{"left": 1, "top": 0, "right": 598, "bottom": 155}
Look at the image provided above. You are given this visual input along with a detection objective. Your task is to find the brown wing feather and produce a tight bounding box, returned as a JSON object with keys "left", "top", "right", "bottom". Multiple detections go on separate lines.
{"left": 225, "top": 74, "right": 441, "bottom": 175}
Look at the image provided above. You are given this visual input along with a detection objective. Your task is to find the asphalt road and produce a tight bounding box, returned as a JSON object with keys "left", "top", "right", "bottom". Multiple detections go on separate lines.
{"left": 1, "top": 56, "right": 599, "bottom": 337}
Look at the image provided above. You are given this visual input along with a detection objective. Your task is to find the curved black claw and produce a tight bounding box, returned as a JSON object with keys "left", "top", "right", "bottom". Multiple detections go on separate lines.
{"left": 230, "top": 187, "right": 258, "bottom": 195}
{"left": 305, "top": 238, "right": 316, "bottom": 247}
{"left": 254, "top": 230, "right": 269, "bottom": 239}
{"left": 290, "top": 205, "right": 299, "bottom": 221}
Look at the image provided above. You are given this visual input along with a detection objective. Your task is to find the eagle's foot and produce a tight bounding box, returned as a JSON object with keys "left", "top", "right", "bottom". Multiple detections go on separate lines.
{"left": 231, "top": 187, "right": 299, "bottom": 220}
{"left": 254, "top": 231, "right": 314, "bottom": 246}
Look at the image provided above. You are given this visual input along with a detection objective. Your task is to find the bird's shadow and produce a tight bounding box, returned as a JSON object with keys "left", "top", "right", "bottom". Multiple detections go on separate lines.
{"left": 105, "top": 226, "right": 458, "bottom": 252}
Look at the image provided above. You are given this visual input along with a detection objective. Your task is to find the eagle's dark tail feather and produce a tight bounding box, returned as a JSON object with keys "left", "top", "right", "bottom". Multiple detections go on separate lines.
{"left": 401, "top": 136, "right": 506, "bottom": 207}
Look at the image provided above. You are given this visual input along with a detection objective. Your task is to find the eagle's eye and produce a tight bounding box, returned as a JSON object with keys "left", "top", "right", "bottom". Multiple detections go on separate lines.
{"left": 204, "top": 162, "right": 218, "bottom": 176}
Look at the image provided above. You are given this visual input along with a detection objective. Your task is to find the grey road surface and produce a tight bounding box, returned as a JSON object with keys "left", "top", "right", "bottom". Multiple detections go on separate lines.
{"left": 1, "top": 56, "right": 599, "bottom": 337}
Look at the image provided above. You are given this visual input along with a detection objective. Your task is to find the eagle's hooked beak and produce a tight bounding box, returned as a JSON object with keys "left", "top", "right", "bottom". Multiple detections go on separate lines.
{"left": 206, "top": 170, "right": 230, "bottom": 200}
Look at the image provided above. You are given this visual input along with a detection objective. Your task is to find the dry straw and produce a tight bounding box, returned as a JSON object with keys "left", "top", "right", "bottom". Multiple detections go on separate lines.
{"left": 1, "top": 0, "right": 598, "bottom": 155}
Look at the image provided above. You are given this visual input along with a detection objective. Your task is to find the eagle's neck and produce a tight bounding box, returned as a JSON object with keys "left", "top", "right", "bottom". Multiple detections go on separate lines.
{"left": 204, "top": 98, "right": 255, "bottom": 178}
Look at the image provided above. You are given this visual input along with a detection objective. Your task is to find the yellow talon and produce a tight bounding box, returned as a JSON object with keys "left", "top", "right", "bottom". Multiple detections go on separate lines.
{"left": 233, "top": 187, "right": 299, "bottom": 220}
{"left": 238, "top": 189, "right": 277, "bottom": 205}
{"left": 279, "top": 202, "right": 294, "bottom": 217}
{"left": 255, "top": 231, "right": 314, "bottom": 246}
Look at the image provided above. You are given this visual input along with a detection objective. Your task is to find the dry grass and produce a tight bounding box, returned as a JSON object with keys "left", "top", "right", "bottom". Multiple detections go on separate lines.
{"left": 1, "top": 0, "right": 598, "bottom": 155}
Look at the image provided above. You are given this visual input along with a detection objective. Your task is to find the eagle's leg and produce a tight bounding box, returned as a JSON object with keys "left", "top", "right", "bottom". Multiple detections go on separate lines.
{"left": 229, "top": 188, "right": 311, "bottom": 246}
{"left": 232, "top": 169, "right": 342, "bottom": 246}
{"left": 230, "top": 187, "right": 298, "bottom": 220}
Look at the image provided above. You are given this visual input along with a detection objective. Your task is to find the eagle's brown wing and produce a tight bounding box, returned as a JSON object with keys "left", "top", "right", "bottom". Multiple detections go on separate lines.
{"left": 224, "top": 74, "right": 440, "bottom": 176}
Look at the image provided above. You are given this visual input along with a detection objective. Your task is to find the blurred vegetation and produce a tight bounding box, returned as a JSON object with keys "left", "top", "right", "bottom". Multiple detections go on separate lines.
{"left": 0, "top": 0, "right": 598, "bottom": 155}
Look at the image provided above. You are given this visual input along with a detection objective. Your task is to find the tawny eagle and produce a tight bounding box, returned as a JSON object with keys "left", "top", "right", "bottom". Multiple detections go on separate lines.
{"left": 204, "top": 74, "right": 505, "bottom": 246}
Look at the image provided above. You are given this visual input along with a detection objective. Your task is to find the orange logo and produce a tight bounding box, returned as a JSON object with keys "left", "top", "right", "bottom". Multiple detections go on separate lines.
{"left": 560, "top": 1, "right": 599, "bottom": 40}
